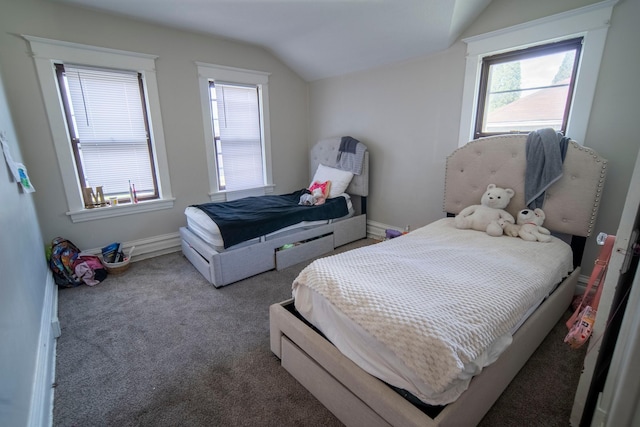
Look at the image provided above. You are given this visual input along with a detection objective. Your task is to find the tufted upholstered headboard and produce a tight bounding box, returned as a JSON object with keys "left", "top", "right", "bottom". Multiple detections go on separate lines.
{"left": 444, "top": 134, "right": 607, "bottom": 238}
{"left": 310, "top": 137, "right": 369, "bottom": 197}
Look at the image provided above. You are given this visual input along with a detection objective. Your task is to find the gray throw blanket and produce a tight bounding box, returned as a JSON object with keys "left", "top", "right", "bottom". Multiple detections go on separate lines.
{"left": 337, "top": 136, "right": 366, "bottom": 175}
{"left": 525, "top": 128, "right": 570, "bottom": 209}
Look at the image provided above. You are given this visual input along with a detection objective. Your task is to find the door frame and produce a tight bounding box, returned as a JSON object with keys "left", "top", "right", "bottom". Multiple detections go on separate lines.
{"left": 571, "top": 148, "right": 640, "bottom": 425}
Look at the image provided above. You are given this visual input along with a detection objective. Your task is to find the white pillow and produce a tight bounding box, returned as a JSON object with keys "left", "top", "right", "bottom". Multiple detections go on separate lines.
{"left": 311, "top": 164, "right": 353, "bottom": 198}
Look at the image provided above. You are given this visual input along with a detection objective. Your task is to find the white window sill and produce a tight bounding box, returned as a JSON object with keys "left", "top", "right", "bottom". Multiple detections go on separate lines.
{"left": 66, "top": 198, "right": 175, "bottom": 223}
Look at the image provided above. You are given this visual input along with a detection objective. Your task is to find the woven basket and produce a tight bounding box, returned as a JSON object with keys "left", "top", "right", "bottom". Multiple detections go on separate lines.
{"left": 100, "top": 246, "right": 134, "bottom": 274}
{"left": 102, "top": 258, "right": 131, "bottom": 274}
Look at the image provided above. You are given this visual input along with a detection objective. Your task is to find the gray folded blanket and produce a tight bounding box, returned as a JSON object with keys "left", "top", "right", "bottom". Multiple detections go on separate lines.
{"left": 337, "top": 136, "right": 366, "bottom": 175}
{"left": 525, "top": 128, "right": 569, "bottom": 209}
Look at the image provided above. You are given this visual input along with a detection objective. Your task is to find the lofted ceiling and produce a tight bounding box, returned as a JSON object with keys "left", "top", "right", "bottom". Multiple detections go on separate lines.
{"left": 50, "top": 0, "right": 492, "bottom": 82}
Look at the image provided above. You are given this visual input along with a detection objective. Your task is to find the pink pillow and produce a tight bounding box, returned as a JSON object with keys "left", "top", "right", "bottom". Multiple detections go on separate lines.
{"left": 309, "top": 180, "right": 331, "bottom": 197}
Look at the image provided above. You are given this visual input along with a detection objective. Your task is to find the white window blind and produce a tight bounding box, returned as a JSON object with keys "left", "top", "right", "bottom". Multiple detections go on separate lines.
{"left": 64, "top": 65, "right": 155, "bottom": 197}
{"left": 211, "top": 82, "right": 264, "bottom": 191}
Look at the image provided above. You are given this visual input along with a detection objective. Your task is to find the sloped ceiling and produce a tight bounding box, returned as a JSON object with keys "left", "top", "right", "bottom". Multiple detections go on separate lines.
{"left": 50, "top": 0, "right": 492, "bottom": 82}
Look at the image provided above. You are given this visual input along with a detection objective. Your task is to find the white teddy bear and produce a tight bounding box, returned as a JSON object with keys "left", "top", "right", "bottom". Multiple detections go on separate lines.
{"left": 455, "top": 184, "right": 515, "bottom": 237}
{"left": 513, "top": 208, "right": 552, "bottom": 242}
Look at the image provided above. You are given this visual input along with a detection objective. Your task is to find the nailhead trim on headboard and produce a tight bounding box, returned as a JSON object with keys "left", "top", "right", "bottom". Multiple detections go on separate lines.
{"left": 443, "top": 135, "right": 607, "bottom": 237}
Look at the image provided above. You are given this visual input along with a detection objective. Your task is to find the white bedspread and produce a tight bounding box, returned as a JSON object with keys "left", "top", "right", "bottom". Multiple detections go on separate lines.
{"left": 293, "top": 218, "right": 573, "bottom": 405}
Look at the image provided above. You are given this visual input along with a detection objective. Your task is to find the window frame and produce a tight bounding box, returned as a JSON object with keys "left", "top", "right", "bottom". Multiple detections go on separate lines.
{"left": 24, "top": 35, "right": 174, "bottom": 222}
{"left": 54, "top": 63, "right": 160, "bottom": 202}
{"left": 196, "top": 62, "right": 273, "bottom": 202}
{"left": 458, "top": 1, "right": 615, "bottom": 147}
{"left": 474, "top": 37, "right": 583, "bottom": 139}
{"left": 209, "top": 80, "right": 264, "bottom": 192}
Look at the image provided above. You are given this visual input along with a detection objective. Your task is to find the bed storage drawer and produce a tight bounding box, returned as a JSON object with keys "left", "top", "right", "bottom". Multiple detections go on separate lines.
{"left": 281, "top": 336, "right": 392, "bottom": 427}
{"left": 216, "top": 243, "right": 276, "bottom": 285}
{"left": 180, "top": 226, "right": 217, "bottom": 281}
{"left": 275, "top": 234, "right": 333, "bottom": 270}
{"left": 181, "top": 238, "right": 213, "bottom": 282}
{"left": 271, "top": 300, "right": 433, "bottom": 427}
{"left": 181, "top": 226, "right": 276, "bottom": 287}
{"left": 182, "top": 240, "right": 210, "bottom": 280}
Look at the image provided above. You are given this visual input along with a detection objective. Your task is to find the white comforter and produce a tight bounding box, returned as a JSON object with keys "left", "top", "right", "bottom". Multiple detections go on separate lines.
{"left": 292, "top": 218, "right": 573, "bottom": 405}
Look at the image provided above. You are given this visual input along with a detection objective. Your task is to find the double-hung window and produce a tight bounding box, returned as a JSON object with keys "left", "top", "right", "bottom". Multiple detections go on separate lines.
{"left": 209, "top": 81, "right": 263, "bottom": 191}
{"left": 24, "top": 36, "right": 173, "bottom": 222}
{"left": 55, "top": 64, "right": 158, "bottom": 202}
{"left": 197, "top": 63, "right": 273, "bottom": 201}
{"left": 458, "top": 1, "right": 614, "bottom": 146}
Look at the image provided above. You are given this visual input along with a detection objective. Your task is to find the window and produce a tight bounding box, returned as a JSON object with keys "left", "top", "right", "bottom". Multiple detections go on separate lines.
{"left": 458, "top": 1, "right": 615, "bottom": 146}
{"left": 475, "top": 38, "right": 582, "bottom": 138}
{"left": 209, "top": 81, "right": 263, "bottom": 191}
{"left": 24, "top": 36, "right": 173, "bottom": 222}
{"left": 55, "top": 64, "right": 158, "bottom": 202}
{"left": 197, "top": 62, "right": 273, "bottom": 201}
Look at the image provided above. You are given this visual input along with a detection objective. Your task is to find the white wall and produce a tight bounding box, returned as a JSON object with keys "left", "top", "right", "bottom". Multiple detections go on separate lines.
{"left": 0, "top": 68, "right": 51, "bottom": 426}
{"left": 309, "top": 0, "right": 640, "bottom": 273}
{"left": 0, "top": 0, "right": 310, "bottom": 252}
{"left": 309, "top": 45, "right": 466, "bottom": 232}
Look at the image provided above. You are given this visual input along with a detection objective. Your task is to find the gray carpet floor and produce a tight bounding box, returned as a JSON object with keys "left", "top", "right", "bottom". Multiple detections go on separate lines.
{"left": 53, "top": 239, "right": 587, "bottom": 426}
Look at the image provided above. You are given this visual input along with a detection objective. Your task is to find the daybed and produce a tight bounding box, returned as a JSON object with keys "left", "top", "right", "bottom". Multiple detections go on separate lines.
{"left": 180, "top": 136, "right": 369, "bottom": 287}
{"left": 269, "top": 134, "right": 607, "bottom": 427}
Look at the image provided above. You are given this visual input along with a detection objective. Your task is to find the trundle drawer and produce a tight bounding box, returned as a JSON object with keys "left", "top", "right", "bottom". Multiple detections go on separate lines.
{"left": 275, "top": 234, "right": 333, "bottom": 270}
{"left": 281, "top": 336, "right": 392, "bottom": 427}
{"left": 181, "top": 238, "right": 212, "bottom": 282}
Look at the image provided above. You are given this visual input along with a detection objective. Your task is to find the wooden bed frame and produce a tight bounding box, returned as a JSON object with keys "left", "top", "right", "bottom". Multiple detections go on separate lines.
{"left": 270, "top": 134, "right": 607, "bottom": 426}
{"left": 180, "top": 136, "right": 369, "bottom": 287}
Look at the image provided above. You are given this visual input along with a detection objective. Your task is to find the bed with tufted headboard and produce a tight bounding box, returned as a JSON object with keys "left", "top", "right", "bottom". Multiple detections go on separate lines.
{"left": 444, "top": 133, "right": 606, "bottom": 267}
{"left": 179, "top": 136, "right": 369, "bottom": 287}
{"left": 269, "top": 134, "right": 607, "bottom": 427}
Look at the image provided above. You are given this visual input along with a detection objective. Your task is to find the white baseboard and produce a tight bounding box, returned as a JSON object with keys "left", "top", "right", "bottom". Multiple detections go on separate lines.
{"left": 28, "top": 272, "right": 58, "bottom": 427}
{"left": 85, "top": 232, "right": 182, "bottom": 263}
{"left": 367, "top": 220, "right": 399, "bottom": 241}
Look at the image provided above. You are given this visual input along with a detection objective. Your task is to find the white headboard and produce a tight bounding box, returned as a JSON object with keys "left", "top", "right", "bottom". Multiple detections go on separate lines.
{"left": 444, "top": 134, "right": 607, "bottom": 237}
{"left": 310, "top": 137, "right": 369, "bottom": 197}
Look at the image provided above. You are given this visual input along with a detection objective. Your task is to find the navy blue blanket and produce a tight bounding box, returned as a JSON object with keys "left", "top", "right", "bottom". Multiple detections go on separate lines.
{"left": 192, "top": 189, "right": 349, "bottom": 248}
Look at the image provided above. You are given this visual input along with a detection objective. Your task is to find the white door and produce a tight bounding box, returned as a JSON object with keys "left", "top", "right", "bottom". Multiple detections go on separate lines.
{"left": 571, "top": 149, "right": 640, "bottom": 426}
{"left": 592, "top": 266, "right": 640, "bottom": 426}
